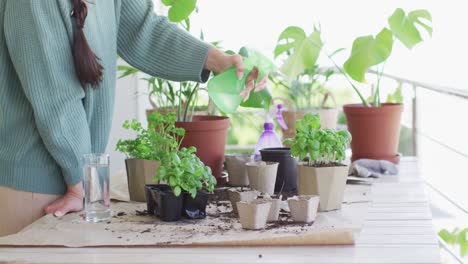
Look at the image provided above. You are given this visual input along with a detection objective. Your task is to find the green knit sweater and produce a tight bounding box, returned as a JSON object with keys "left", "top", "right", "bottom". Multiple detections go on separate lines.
{"left": 0, "top": 0, "right": 211, "bottom": 194}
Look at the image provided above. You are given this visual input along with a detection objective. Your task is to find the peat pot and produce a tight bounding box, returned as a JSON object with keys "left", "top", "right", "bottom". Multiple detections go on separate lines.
{"left": 343, "top": 103, "right": 403, "bottom": 164}
{"left": 297, "top": 163, "right": 349, "bottom": 211}
{"left": 225, "top": 154, "right": 252, "bottom": 187}
{"left": 237, "top": 200, "right": 272, "bottom": 230}
{"left": 227, "top": 188, "right": 258, "bottom": 214}
{"left": 183, "top": 191, "right": 210, "bottom": 220}
{"left": 149, "top": 184, "right": 183, "bottom": 222}
{"left": 245, "top": 161, "right": 278, "bottom": 195}
{"left": 260, "top": 148, "right": 297, "bottom": 193}
{"left": 287, "top": 195, "right": 320, "bottom": 223}
{"left": 125, "top": 159, "right": 161, "bottom": 202}
{"left": 176, "top": 116, "right": 230, "bottom": 180}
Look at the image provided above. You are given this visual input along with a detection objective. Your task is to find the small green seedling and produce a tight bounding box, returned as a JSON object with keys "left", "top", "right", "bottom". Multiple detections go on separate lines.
{"left": 155, "top": 147, "right": 216, "bottom": 198}
{"left": 284, "top": 113, "right": 351, "bottom": 167}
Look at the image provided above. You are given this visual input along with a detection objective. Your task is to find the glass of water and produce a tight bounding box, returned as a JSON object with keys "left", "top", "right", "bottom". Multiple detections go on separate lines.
{"left": 82, "top": 153, "right": 111, "bottom": 222}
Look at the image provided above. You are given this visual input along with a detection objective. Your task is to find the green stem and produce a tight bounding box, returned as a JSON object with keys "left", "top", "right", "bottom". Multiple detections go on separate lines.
{"left": 323, "top": 51, "right": 369, "bottom": 107}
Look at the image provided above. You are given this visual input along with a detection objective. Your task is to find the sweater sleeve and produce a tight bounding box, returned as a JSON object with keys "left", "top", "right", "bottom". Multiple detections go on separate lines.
{"left": 4, "top": 1, "right": 91, "bottom": 186}
{"left": 117, "top": 0, "right": 212, "bottom": 83}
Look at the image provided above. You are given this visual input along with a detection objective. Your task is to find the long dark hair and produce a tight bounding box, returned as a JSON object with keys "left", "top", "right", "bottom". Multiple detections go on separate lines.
{"left": 71, "top": 0, "right": 103, "bottom": 87}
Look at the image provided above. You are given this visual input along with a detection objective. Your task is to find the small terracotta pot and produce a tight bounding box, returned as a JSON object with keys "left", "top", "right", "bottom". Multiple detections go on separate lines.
{"left": 297, "top": 163, "right": 348, "bottom": 211}
{"left": 258, "top": 198, "right": 281, "bottom": 222}
{"left": 125, "top": 159, "right": 161, "bottom": 202}
{"left": 287, "top": 195, "right": 320, "bottom": 223}
{"left": 225, "top": 154, "right": 252, "bottom": 187}
{"left": 237, "top": 200, "right": 272, "bottom": 230}
{"left": 245, "top": 161, "right": 278, "bottom": 195}
{"left": 176, "top": 116, "right": 230, "bottom": 180}
{"left": 228, "top": 188, "right": 258, "bottom": 214}
{"left": 343, "top": 103, "right": 403, "bottom": 164}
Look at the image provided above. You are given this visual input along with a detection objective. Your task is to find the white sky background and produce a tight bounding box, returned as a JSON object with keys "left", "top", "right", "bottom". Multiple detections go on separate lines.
{"left": 177, "top": 0, "right": 468, "bottom": 91}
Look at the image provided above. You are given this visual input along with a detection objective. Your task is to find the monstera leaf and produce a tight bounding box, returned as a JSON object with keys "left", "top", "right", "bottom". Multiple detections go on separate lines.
{"left": 208, "top": 48, "right": 276, "bottom": 114}
{"left": 274, "top": 26, "right": 323, "bottom": 78}
{"left": 343, "top": 28, "right": 393, "bottom": 83}
{"left": 162, "top": 0, "right": 197, "bottom": 23}
{"left": 388, "top": 8, "right": 432, "bottom": 49}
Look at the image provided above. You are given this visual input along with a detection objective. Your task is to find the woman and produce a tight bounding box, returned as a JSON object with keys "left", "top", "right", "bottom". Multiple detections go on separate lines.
{"left": 0, "top": 0, "right": 265, "bottom": 236}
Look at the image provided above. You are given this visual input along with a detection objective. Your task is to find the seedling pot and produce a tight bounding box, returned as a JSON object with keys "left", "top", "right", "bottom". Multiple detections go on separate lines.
{"left": 245, "top": 161, "right": 279, "bottom": 195}
{"left": 343, "top": 103, "right": 403, "bottom": 164}
{"left": 225, "top": 154, "right": 252, "bottom": 187}
{"left": 228, "top": 188, "right": 258, "bottom": 214}
{"left": 144, "top": 184, "right": 159, "bottom": 215}
{"left": 287, "top": 195, "right": 320, "bottom": 223}
{"left": 183, "top": 191, "right": 210, "bottom": 219}
{"left": 149, "top": 184, "right": 183, "bottom": 222}
{"left": 297, "top": 163, "right": 349, "bottom": 211}
{"left": 176, "top": 116, "right": 230, "bottom": 180}
{"left": 258, "top": 197, "right": 281, "bottom": 222}
{"left": 260, "top": 148, "right": 297, "bottom": 193}
{"left": 237, "top": 200, "right": 272, "bottom": 230}
{"left": 319, "top": 108, "right": 339, "bottom": 129}
{"left": 125, "top": 159, "right": 161, "bottom": 202}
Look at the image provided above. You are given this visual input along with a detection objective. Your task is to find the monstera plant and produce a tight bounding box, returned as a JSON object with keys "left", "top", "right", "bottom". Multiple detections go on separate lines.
{"left": 341, "top": 8, "right": 432, "bottom": 164}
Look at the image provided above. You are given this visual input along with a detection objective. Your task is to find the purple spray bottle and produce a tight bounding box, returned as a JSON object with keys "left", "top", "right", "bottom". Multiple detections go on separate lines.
{"left": 253, "top": 104, "right": 289, "bottom": 161}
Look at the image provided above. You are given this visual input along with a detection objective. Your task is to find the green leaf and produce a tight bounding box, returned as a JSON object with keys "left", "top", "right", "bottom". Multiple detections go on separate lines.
{"left": 343, "top": 28, "right": 393, "bottom": 82}
{"left": 279, "top": 30, "right": 323, "bottom": 78}
{"left": 388, "top": 8, "right": 432, "bottom": 49}
{"left": 240, "top": 87, "right": 272, "bottom": 110}
{"left": 386, "top": 83, "right": 404, "bottom": 104}
{"left": 173, "top": 186, "right": 181, "bottom": 196}
{"left": 167, "top": 0, "right": 197, "bottom": 23}
{"left": 274, "top": 26, "right": 306, "bottom": 58}
{"left": 117, "top": 65, "right": 139, "bottom": 79}
{"left": 161, "top": 0, "right": 174, "bottom": 6}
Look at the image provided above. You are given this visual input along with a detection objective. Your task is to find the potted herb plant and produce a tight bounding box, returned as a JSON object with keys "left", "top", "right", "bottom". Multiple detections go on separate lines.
{"left": 272, "top": 25, "right": 340, "bottom": 139}
{"left": 152, "top": 146, "right": 217, "bottom": 221}
{"left": 339, "top": 8, "right": 432, "bottom": 163}
{"left": 284, "top": 113, "right": 351, "bottom": 211}
{"left": 116, "top": 112, "right": 183, "bottom": 202}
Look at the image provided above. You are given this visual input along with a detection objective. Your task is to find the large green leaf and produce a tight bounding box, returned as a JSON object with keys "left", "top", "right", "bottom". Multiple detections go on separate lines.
{"left": 343, "top": 28, "right": 393, "bottom": 82}
{"left": 208, "top": 48, "right": 276, "bottom": 114}
{"left": 167, "top": 0, "right": 197, "bottom": 23}
{"left": 275, "top": 26, "right": 323, "bottom": 78}
{"left": 388, "top": 8, "right": 432, "bottom": 49}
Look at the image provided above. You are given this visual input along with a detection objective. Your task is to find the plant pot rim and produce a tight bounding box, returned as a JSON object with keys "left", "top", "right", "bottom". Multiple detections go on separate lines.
{"left": 175, "top": 115, "right": 230, "bottom": 131}
{"left": 260, "top": 147, "right": 291, "bottom": 153}
{"left": 245, "top": 161, "right": 279, "bottom": 167}
{"left": 343, "top": 103, "right": 403, "bottom": 115}
{"left": 297, "top": 162, "right": 347, "bottom": 168}
{"left": 237, "top": 200, "right": 271, "bottom": 206}
{"left": 288, "top": 195, "right": 319, "bottom": 201}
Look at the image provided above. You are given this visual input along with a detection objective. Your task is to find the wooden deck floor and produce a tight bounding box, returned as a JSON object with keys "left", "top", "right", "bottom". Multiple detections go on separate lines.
{"left": 0, "top": 159, "right": 441, "bottom": 264}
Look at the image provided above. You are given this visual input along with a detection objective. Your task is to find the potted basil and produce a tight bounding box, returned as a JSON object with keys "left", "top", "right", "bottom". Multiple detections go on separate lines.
{"left": 284, "top": 113, "right": 351, "bottom": 211}
{"left": 152, "top": 146, "right": 217, "bottom": 221}
{"left": 116, "top": 112, "right": 183, "bottom": 202}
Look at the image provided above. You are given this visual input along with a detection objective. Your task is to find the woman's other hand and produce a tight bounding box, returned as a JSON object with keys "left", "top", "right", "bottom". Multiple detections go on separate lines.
{"left": 44, "top": 182, "right": 84, "bottom": 217}
{"left": 205, "top": 48, "right": 267, "bottom": 102}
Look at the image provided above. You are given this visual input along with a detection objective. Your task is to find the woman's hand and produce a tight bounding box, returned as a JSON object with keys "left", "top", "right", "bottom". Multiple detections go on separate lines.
{"left": 205, "top": 48, "right": 267, "bottom": 101}
{"left": 44, "top": 182, "right": 84, "bottom": 217}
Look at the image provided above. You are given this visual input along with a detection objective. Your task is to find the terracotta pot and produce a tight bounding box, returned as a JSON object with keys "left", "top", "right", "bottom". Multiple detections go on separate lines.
{"left": 245, "top": 161, "right": 278, "bottom": 195}
{"left": 297, "top": 163, "right": 348, "bottom": 211}
{"left": 343, "top": 103, "right": 403, "bottom": 164}
{"left": 125, "top": 159, "right": 161, "bottom": 202}
{"left": 227, "top": 188, "right": 258, "bottom": 214}
{"left": 225, "top": 154, "right": 252, "bottom": 187}
{"left": 236, "top": 200, "right": 272, "bottom": 230}
{"left": 287, "top": 195, "right": 320, "bottom": 223}
{"left": 175, "top": 116, "right": 230, "bottom": 180}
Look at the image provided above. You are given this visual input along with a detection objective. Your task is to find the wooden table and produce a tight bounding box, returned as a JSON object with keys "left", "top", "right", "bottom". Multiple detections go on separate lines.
{"left": 0, "top": 159, "right": 441, "bottom": 263}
